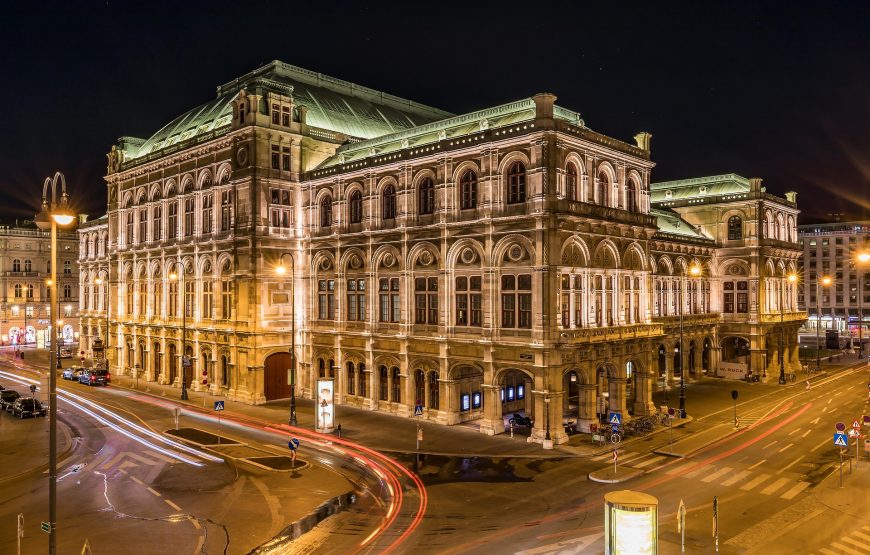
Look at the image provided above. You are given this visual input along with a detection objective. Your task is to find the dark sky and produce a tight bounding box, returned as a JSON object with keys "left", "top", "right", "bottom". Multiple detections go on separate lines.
{"left": 2, "top": 1, "right": 869, "bottom": 223}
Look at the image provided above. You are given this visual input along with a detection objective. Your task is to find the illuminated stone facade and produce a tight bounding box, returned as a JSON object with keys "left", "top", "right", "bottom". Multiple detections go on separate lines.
{"left": 80, "top": 61, "right": 804, "bottom": 444}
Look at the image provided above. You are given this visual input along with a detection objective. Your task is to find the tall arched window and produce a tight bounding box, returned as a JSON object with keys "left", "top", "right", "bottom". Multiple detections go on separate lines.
{"left": 14, "top": 283, "right": 21, "bottom": 298}
{"left": 24, "top": 260, "right": 31, "bottom": 272}
{"left": 391, "top": 366, "right": 401, "bottom": 403}
{"left": 348, "top": 190, "right": 363, "bottom": 224}
{"left": 63, "top": 284, "right": 71, "bottom": 299}
{"left": 12, "top": 259, "right": 20, "bottom": 272}
{"left": 347, "top": 362, "right": 356, "bottom": 395}
{"left": 358, "top": 362, "right": 367, "bottom": 398}
{"left": 379, "top": 365, "right": 389, "bottom": 401}
{"left": 506, "top": 161, "right": 526, "bottom": 204}
{"left": 418, "top": 178, "right": 435, "bottom": 215}
{"left": 728, "top": 216, "right": 743, "bottom": 240}
{"left": 221, "top": 354, "right": 229, "bottom": 387}
{"left": 565, "top": 163, "right": 578, "bottom": 201}
{"left": 596, "top": 171, "right": 609, "bottom": 206}
{"left": 382, "top": 185, "right": 397, "bottom": 220}
{"left": 415, "top": 369, "right": 425, "bottom": 406}
{"left": 320, "top": 195, "right": 333, "bottom": 229}
{"left": 625, "top": 179, "right": 638, "bottom": 212}
{"left": 460, "top": 170, "right": 477, "bottom": 210}
{"left": 428, "top": 371, "right": 439, "bottom": 409}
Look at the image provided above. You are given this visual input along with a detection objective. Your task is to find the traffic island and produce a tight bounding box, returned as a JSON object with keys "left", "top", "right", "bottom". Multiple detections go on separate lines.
{"left": 588, "top": 465, "right": 644, "bottom": 484}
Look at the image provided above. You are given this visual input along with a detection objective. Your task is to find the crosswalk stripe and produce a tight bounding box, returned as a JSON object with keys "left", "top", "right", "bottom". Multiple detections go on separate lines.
{"left": 592, "top": 451, "right": 620, "bottom": 462}
{"left": 818, "top": 548, "right": 838, "bottom": 555}
{"left": 779, "top": 482, "right": 810, "bottom": 500}
{"left": 666, "top": 463, "right": 694, "bottom": 476}
{"left": 760, "top": 477, "right": 790, "bottom": 495}
{"left": 685, "top": 465, "right": 711, "bottom": 479}
{"left": 721, "top": 470, "right": 751, "bottom": 487}
{"left": 702, "top": 467, "right": 733, "bottom": 483}
{"left": 618, "top": 452, "right": 646, "bottom": 464}
{"left": 632, "top": 455, "right": 666, "bottom": 469}
{"left": 830, "top": 542, "right": 864, "bottom": 555}
{"left": 853, "top": 531, "right": 870, "bottom": 543}
{"left": 740, "top": 474, "right": 771, "bottom": 491}
{"left": 841, "top": 536, "right": 870, "bottom": 551}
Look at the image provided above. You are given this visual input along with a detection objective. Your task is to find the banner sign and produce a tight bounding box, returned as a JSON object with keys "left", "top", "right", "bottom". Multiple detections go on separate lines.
{"left": 717, "top": 362, "right": 747, "bottom": 379}
{"left": 316, "top": 378, "right": 335, "bottom": 433}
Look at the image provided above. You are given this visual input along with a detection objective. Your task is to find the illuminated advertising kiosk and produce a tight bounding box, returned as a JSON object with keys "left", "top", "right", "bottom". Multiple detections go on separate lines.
{"left": 316, "top": 378, "right": 335, "bottom": 433}
{"left": 604, "top": 490, "right": 658, "bottom": 555}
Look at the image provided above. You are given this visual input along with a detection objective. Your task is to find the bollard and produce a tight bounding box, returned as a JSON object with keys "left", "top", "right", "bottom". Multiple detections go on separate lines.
{"left": 336, "top": 424, "right": 342, "bottom": 439}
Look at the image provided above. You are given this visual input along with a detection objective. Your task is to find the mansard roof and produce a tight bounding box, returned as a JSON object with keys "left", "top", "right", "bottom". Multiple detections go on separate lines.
{"left": 649, "top": 173, "right": 751, "bottom": 203}
{"left": 651, "top": 207, "right": 712, "bottom": 241}
{"left": 315, "top": 98, "right": 584, "bottom": 169}
{"left": 122, "top": 61, "right": 453, "bottom": 163}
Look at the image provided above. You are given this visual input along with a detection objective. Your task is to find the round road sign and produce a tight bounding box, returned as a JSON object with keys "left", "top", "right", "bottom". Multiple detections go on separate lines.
{"left": 836, "top": 422, "right": 846, "bottom": 431}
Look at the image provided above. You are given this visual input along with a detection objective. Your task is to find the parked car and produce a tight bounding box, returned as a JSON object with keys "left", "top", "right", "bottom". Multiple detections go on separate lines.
{"left": 79, "top": 369, "right": 110, "bottom": 386}
{"left": 60, "top": 348, "right": 73, "bottom": 359}
{"left": 11, "top": 398, "right": 46, "bottom": 418}
{"left": 62, "top": 366, "right": 87, "bottom": 381}
{"left": 0, "top": 390, "right": 21, "bottom": 411}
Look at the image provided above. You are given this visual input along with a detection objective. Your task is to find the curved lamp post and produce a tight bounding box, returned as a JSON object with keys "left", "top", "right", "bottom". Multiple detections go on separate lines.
{"left": 816, "top": 276, "right": 833, "bottom": 371}
{"left": 778, "top": 273, "right": 798, "bottom": 385}
{"left": 168, "top": 262, "right": 189, "bottom": 400}
{"left": 857, "top": 251, "right": 869, "bottom": 360}
{"left": 276, "top": 253, "right": 297, "bottom": 426}
{"left": 95, "top": 268, "right": 110, "bottom": 370}
{"left": 678, "top": 263, "right": 701, "bottom": 418}
{"left": 35, "top": 171, "right": 74, "bottom": 555}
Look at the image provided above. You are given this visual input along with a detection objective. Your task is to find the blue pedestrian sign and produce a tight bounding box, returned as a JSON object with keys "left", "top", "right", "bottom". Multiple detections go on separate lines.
{"left": 414, "top": 403, "right": 423, "bottom": 417}
{"left": 214, "top": 401, "right": 225, "bottom": 411}
{"left": 288, "top": 438, "right": 300, "bottom": 450}
{"left": 608, "top": 412, "right": 622, "bottom": 425}
{"left": 611, "top": 424, "right": 620, "bottom": 433}
{"left": 834, "top": 432, "right": 849, "bottom": 447}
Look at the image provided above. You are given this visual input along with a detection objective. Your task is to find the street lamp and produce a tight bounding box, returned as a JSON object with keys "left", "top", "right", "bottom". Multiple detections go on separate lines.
{"left": 35, "top": 171, "right": 74, "bottom": 555}
{"left": 856, "top": 251, "right": 869, "bottom": 359}
{"left": 55, "top": 319, "right": 64, "bottom": 369}
{"left": 276, "top": 253, "right": 297, "bottom": 426}
{"left": 678, "top": 263, "right": 701, "bottom": 418}
{"left": 816, "top": 276, "right": 833, "bottom": 371}
{"left": 779, "top": 273, "right": 798, "bottom": 385}
{"left": 94, "top": 271, "right": 110, "bottom": 370}
{"left": 168, "top": 263, "right": 189, "bottom": 400}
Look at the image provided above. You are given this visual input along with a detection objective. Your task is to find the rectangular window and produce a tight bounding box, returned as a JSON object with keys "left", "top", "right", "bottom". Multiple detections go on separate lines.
{"left": 220, "top": 190, "right": 233, "bottom": 231}
{"left": 25, "top": 306, "right": 33, "bottom": 317}
{"left": 346, "top": 279, "right": 366, "bottom": 321}
{"left": 414, "top": 277, "right": 438, "bottom": 324}
{"left": 455, "top": 276, "right": 482, "bottom": 326}
{"left": 271, "top": 104, "right": 280, "bottom": 125}
{"left": 126, "top": 211, "right": 133, "bottom": 245}
{"left": 184, "top": 198, "right": 195, "bottom": 236}
{"left": 139, "top": 210, "right": 147, "bottom": 243}
{"left": 221, "top": 281, "right": 232, "bottom": 319}
{"left": 282, "top": 106, "right": 290, "bottom": 126}
{"left": 153, "top": 206, "right": 162, "bottom": 241}
{"left": 391, "top": 278, "right": 400, "bottom": 323}
{"left": 126, "top": 283, "right": 133, "bottom": 315}
{"left": 202, "top": 281, "right": 213, "bottom": 319}
{"left": 723, "top": 281, "right": 734, "bottom": 313}
{"left": 184, "top": 282, "right": 194, "bottom": 318}
{"left": 168, "top": 203, "right": 178, "bottom": 238}
{"left": 139, "top": 282, "right": 146, "bottom": 317}
{"left": 271, "top": 145, "right": 280, "bottom": 170}
{"left": 282, "top": 146, "right": 290, "bottom": 171}
{"left": 318, "top": 279, "right": 335, "bottom": 320}
{"left": 202, "top": 194, "right": 213, "bottom": 234}
{"left": 501, "top": 275, "right": 516, "bottom": 328}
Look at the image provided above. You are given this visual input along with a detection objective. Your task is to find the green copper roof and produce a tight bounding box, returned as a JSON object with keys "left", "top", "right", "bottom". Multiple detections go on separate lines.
{"left": 124, "top": 61, "right": 454, "bottom": 162}
{"left": 651, "top": 207, "right": 710, "bottom": 240}
{"left": 649, "top": 173, "right": 751, "bottom": 202}
{"left": 316, "top": 98, "right": 584, "bottom": 169}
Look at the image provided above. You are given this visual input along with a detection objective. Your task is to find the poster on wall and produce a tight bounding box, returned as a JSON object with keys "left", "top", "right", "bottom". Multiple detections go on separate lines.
{"left": 316, "top": 378, "right": 335, "bottom": 433}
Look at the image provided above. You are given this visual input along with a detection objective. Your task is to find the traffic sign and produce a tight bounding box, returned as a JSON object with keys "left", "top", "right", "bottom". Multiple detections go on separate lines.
{"left": 214, "top": 401, "right": 225, "bottom": 411}
{"left": 836, "top": 422, "right": 846, "bottom": 431}
{"left": 41, "top": 521, "right": 51, "bottom": 533}
{"left": 288, "top": 438, "right": 300, "bottom": 450}
{"left": 834, "top": 432, "right": 849, "bottom": 447}
{"left": 668, "top": 407, "right": 676, "bottom": 417}
{"left": 414, "top": 403, "right": 423, "bottom": 417}
{"left": 611, "top": 424, "right": 620, "bottom": 433}
{"left": 608, "top": 412, "right": 622, "bottom": 425}
{"left": 852, "top": 419, "right": 861, "bottom": 430}
{"left": 864, "top": 415, "right": 870, "bottom": 426}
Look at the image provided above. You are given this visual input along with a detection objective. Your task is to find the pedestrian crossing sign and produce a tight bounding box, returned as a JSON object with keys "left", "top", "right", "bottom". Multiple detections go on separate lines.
{"left": 608, "top": 412, "right": 622, "bottom": 425}
{"left": 214, "top": 401, "right": 225, "bottom": 411}
{"left": 833, "top": 432, "right": 849, "bottom": 447}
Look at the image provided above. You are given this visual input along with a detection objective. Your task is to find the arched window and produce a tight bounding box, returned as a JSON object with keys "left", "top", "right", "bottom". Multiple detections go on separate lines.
{"left": 26, "top": 284, "right": 33, "bottom": 299}
{"left": 728, "top": 216, "right": 743, "bottom": 240}
{"left": 428, "top": 371, "right": 439, "bottom": 409}
{"left": 382, "top": 185, "right": 397, "bottom": 220}
{"left": 565, "top": 163, "right": 578, "bottom": 201}
{"left": 318, "top": 358, "right": 326, "bottom": 378}
{"left": 12, "top": 259, "right": 20, "bottom": 272}
{"left": 414, "top": 369, "right": 425, "bottom": 407}
{"left": 358, "top": 362, "right": 367, "bottom": 398}
{"left": 506, "top": 161, "right": 526, "bottom": 204}
{"left": 460, "top": 171, "right": 477, "bottom": 210}
{"left": 14, "top": 283, "right": 21, "bottom": 298}
{"left": 379, "top": 365, "right": 388, "bottom": 401}
{"left": 24, "top": 260, "right": 31, "bottom": 272}
{"left": 596, "top": 171, "right": 609, "bottom": 206}
{"left": 348, "top": 190, "right": 363, "bottom": 224}
{"left": 221, "top": 354, "right": 229, "bottom": 387}
{"left": 347, "top": 362, "right": 356, "bottom": 396}
{"left": 418, "top": 178, "right": 435, "bottom": 215}
{"left": 63, "top": 284, "right": 71, "bottom": 299}
{"left": 391, "top": 366, "right": 401, "bottom": 402}
{"left": 320, "top": 195, "right": 333, "bottom": 229}
{"left": 625, "top": 179, "right": 637, "bottom": 212}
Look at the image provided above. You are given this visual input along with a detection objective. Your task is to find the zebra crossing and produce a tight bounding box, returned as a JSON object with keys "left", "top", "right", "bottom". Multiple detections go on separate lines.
{"left": 810, "top": 525, "right": 870, "bottom": 555}
{"left": 593, "top": 448, "right": 814, "bottom": 501}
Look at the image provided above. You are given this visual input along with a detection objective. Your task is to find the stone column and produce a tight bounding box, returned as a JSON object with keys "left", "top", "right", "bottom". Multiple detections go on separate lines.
{"left": 609, "top": 376, "right": 629, "bottom": 422}
{"left": 633, "top": 370, "right": 655, "bottom": 416}
{"left": 479, "top": 384, "right": 503, "bottom": 435}
{"left": 578, "top": 383, "right": 597, "bottom": 432}
{"left": 442, "top": 379, "right": 459, "bottom": 424}
{"left": 790, "top": 337, "right": 802, "bottom": 369}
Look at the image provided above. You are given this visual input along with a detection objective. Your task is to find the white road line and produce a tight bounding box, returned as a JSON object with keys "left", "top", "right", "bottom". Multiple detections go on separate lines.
{"left": 632, "top": 455, "right": 666, "bottom": 469}
{"left": 830, "top": 542, "right": 864, "bottom": 555}
{"left": 701, "top": 467, "right": 733, "bottom": 483}
{"left": 760, "top": 477, "right": 790, "bottom": 495}
{"left": 778, "top": 443, "right": 794, "bottom": 453}
{"left": 130, "top": 476, "right": 145, "bottom": 486}
{"left": 811, "top": 437, "right": 830, "bottom": 452}
{"left": 685, "top": 465, "right": 711, "bottom": 479}
{"left": 778, "top": 456, "right": 804, "bottom": 474}
{"left": 841, "top": 536, "right": 870, "bottom": 551}
{"left": 618, "top": 452, "right": 647, "bottom": 464}
{"left": 164, "top": 499, "right": 182, "bottom": 511}
{"left": 822, "top": 407, "right": 829, "bottom": 414}
{"left": 853, "top": 531, "right": 870, "bottom": 543}
{"left": 740, "top": 473, "right": 771, "bottom": 491}
{"left": 801, "top": 429, "right": 812, "bottom": 438}
{"left": 147, "top": 487, "right": 162, "bottom": 497}
{"left": 146, "top": 450, "right": 179, "bottom": 465}
{"left": 818, "top": 548, "right": 839, "bottom": 555}
{"left": 666, "top": 463, "right": 694, "bottom": 476}
{"left": 748, "top": 459, "right": 767, "bottom": 470}
{"left": 779, "top": 482, "right": 810, "bottom": 500}
{"left": 788, "top": 428, "right": 801, "bottom": 436}
{"left": 764, "top": 440, "right": 780, "bottom": 449}
{"left": 592, "top": 450, "right": 623, "bottom": 462}
{"left": 828, "top": 399, "right": 833, "bottom": 404}
{"left": 721, "top": 470, "right": 751, "bottom": 486}
{"left": 810, "top": 417, "right": 821, "bottom": 424}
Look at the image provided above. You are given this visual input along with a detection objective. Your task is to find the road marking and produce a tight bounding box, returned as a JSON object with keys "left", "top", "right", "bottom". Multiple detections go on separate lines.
{"left": 760, "top": 477, "right": 790, "bottom": 495}
{"left": 778, "top": 443, "right": 794, "bottom": 453}
{"left": 853, "top": 531, "right": 870, "bottom": 543}
{"left": 131, "top": 476, "right": 145, "bottom": 486}
{"left": 801, "top": 429, "right": 811, "bottom": 438}
{"left": 740, "top": 473, "right": 771, "bottom": 491}
{"left": 164, "top": 499, "right": 182, "bottom": 511}
{"left": 788, "top": 428, "right": 801, "bottom": 436}
{"left": 100, "top": 452, "right": 126, "bottom": 470}
{"left": 632, "top": 455, "right": 666, "bottom": 469}
{"left": 833, "top": 392, "right": 842, "bottom": 397}
{"left": 592, "top": 450, "right": 622, "bottom": 462}
{"left": 810, "top": 417, "right": 820, "bottom": 424}
{"left": 617, "top": 452, "right": 646, "bottom": 464}
{"left": 191, "top": 519, "right": 201, "bottom": 530}
{"left": 779, "top": 481, "right": 810, "bottom": 499}
{"left": 810, "top": 437, "right": 830, "bottom": 452}
{"left": 685, "top": 465, "right": 711, "bottom": 479}
{"left": 748, "top": 459, "right": 767, "bottom": 471}
{"left": 777, "top": 456, "right": 804, "bottom": 474}
{"left": 827, "top": 399, "right": 833, "bottom": 404}
{"left": 841, "top": 536, "right": 869, "bottom": 551}
{"left": 721, "top": 470, "right": 751, "bottom": 486}
{"left": 830, "top": 542, "right": 863, "bottom": 555}
{"left": 145, "top": 450, "right": 178, "bottom": 465}
{"left": 147, "top": 487, "right": 161, "bottom": 497}
{"left": 818, "top": 548, "right": 838, "bottom": 555}
{"left": 666, "top": 463, "right": 693, "bottom": 476}
{"left": 822, "top": 407, "right": 829, "bottom": 414}
{"left": 764, "top": 440, "right": 779, "bottom": 449}
{"left": 702, "top": 467, "right": 733, "bottom": 483}
{"left": 126, "top": 452, "right": 161, "bottom": 466}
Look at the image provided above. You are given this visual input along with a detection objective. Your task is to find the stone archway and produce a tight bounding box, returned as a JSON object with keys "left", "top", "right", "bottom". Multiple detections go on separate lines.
{"left": 264, "top": 352, "right": 292, "bottom": 401}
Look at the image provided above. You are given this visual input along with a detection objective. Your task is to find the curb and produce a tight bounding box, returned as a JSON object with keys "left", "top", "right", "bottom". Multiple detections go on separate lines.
{"left": 0, "top": 420, "right": 77, "bottom": 485}
{"left": 588, "top": 466, "right": 645, "bottom": 484}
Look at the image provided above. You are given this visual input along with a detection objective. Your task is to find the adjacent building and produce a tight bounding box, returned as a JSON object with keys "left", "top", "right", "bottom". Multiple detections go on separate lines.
{"left": 1, "top": 222, "right": 80, "bottom": 350}
{"left": 797, "top": 221, "right": 870, "bottom": 340}
{"left": 79, "top": 60, "right": 805, "bottom": 445}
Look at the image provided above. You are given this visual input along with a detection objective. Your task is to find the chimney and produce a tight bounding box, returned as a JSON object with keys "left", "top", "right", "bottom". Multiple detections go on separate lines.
{"left": 633, "top": 132, "right": 652, "bottom": 152}
{"left": 749, "top": 177, "right": 763, "bottom": 192}
{"left": 532, "top": 93, "right": 557, "bottom": 128}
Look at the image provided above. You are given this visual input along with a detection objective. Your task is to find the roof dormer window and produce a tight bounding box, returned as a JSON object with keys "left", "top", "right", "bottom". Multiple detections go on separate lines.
{"left": 665, "top": 190, "right": 673, "bottom": 199}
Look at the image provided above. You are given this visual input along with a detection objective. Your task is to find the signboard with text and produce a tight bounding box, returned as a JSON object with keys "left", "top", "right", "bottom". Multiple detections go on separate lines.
{"left": 316, "top": 378, "right": 335, "bottom": 433}
{"left": 716, "top": 362, "right": 748, "bottom": 379}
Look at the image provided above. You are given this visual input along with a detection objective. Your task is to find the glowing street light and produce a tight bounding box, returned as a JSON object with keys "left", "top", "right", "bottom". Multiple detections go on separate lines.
{"left": 779, "top": 273, "right": 799, "bottom": 385}
{"left": 855, "top": 251, "right": 869, "bottom": 359}
{"left": 276, "top": 254, "right": 297, "bottom": 426}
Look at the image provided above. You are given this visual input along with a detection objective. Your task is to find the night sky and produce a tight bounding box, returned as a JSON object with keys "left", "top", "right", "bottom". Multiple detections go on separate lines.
{"left": 2, "top": 1, "right": 868, "bottom": 224}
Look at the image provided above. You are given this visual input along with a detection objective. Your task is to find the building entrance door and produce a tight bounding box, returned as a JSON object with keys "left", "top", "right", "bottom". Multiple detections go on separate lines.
{"left": 264, "top": 353, "right": 292, "bottom": 400}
